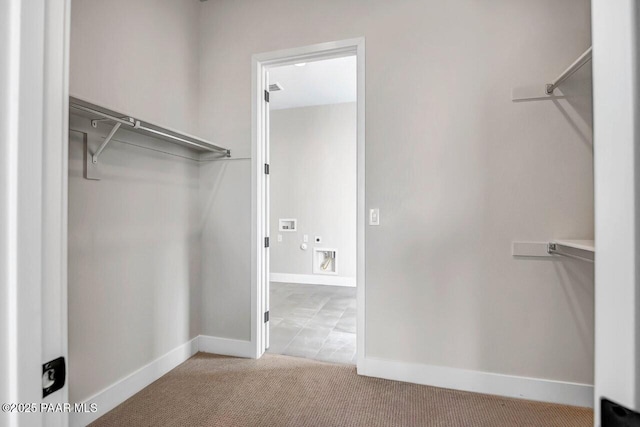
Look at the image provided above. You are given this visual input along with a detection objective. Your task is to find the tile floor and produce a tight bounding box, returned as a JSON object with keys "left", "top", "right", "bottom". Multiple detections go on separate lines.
{"left": 267, "top": 282, "right": 356, "bottom": 365}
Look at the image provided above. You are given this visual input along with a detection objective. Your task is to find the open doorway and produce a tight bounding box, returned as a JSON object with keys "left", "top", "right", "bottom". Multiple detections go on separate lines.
{"left": 266, "top": 56, "right": 358, "bottom": 364}
{"left": 251, "top": 39, "right": 365, "bottom": 365}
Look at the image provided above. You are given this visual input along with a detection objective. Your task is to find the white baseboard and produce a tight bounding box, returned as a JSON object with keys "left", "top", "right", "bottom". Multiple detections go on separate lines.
{"left": 70, "top": 335, "right": 254, "bottom": 426}
{"left": 270, "top": 272, "right": 356, "bottom": 287}
{"left": 198, "top": 335, "right": 255, "bottom": 358}
{"left": 70, "top": 337, "right": 591, "bottom": 427}
{"left": 71, "top": 337, "right": 199, "bottom": 427}
{"left": 358, "top": 357, "right": 593, "bottom": 408}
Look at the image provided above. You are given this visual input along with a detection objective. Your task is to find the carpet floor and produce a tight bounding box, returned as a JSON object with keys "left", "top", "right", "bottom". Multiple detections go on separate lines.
{"left": 90, "top": 353, "right": 592, "bottom": 427}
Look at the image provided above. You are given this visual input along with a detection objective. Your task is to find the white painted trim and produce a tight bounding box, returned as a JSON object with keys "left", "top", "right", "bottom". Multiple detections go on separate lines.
{"left": 198, "top": 335, "right": 255, "bottom": 358}
{"left": 359, "top": 357, "right": 593, "bottom": 408}
{"left": 4, "top": 2, "right": 44, "bottom": 424}
{"left": 11, "top": 1, "right": 47, "bottom": 421}
{"left": 355, "top": 39, "right": 366, "bottom": 372}
{"left": 592, "top": 1, "right": 640, "bottom": 423}
{"left": 71, "top": 338, "right": 199, "bottom": 427}
{"left": 3, "top": 1, "right": 71, "bottom": 426}
{"left": 42, "top": 2, "right": 71, "bottom": 427}
{"left": 251, "top": 46, "right": 264, "bottom": 359}
{"left": 252, "top": 37, "right": 366, "bottom": 364}
{"left": 270, "top": 272, "right": 355, "bottom": 287}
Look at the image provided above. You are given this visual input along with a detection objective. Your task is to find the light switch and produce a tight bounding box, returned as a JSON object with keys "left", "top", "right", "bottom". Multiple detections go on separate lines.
{"left": 277, "top": 234, "right": 283, "bottom": 242}
{"left": 369, "top": 208, "right": 380, "bottom": 226}
{"left": 303, "top": 234, "right": 308, "bottom": 243}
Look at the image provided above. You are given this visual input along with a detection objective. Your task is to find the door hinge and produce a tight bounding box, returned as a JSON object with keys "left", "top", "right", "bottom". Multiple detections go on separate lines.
{"left": 264, "top": 90, "right": 270, "bottom": 103}
{"left": 264, "top": 163, "right": 270, "bottom": 175}
{"left": 264, "top": 237, "right": 270, "bottom": 248}
{"left": 264, "top": 311, "right": 270, "bottom": 323}
{"left": 42, "top": 357, "right": 66, "bottom": 398}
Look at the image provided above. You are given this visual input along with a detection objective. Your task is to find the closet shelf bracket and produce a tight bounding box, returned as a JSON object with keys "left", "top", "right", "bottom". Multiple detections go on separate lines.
{"left": 545, "top": 46, "right": 592, "bottom": 95}
{"left": 92, "top": 119, "right": 137, "bottom": 164}
{"left": 511, "top": 46, "right": 592, "bottom": 101}
{"left": 547, "top": 241, "right": 594, "bottom": 263}
{"left": 91, "top": 117, "right": 114, "bottom": 128}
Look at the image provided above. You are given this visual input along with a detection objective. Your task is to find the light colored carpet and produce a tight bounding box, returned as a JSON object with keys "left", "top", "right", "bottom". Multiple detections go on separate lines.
{"left": 90, "top": 353, "right": 592, "bottom": 427}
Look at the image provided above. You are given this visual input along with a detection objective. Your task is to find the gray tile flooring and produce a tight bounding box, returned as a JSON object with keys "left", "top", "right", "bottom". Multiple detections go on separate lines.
{"left": 268, "top": 282, "right": 356, "bottom": 365}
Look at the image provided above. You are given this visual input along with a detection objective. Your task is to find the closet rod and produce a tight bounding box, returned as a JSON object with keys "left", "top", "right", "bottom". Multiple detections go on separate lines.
{"left": 69, "top": 101, "right": 231, "bottom": 156}
{"left": 134, "top": 125, "right": 227, "bottom": 154}
{"left": 70, "top": 103, "right": 136, "bottom": 127}
{"left": 546, "top": 46, "right": 592, "bottom": 94}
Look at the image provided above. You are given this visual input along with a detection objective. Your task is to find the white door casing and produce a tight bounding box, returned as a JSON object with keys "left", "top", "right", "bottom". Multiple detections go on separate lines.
{"left": 1, "top": 1, "right": 70, "bottom": 426}
{"left": 263, "top": 70, "right": 271, "bottom": 352}
{"left": 251, "top": 38, "right": 365, "bottom": 363}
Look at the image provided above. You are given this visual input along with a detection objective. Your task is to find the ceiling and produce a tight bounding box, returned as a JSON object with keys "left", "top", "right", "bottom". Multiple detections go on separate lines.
{"left": 268, "top": 56, "right": 356, "bottom": 110}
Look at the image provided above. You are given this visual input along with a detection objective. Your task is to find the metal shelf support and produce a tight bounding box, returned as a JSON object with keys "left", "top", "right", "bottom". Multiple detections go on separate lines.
{"left": 547, "top": 243, "right": 594, "bottom": 263}
{"left": 545, "top": 47, "right": 592, "bottom": 95}
{"left": 93, "top": 122, "right": 120, "bottom": 164}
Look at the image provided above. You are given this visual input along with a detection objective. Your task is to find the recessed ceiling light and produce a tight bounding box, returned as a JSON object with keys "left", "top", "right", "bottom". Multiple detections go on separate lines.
{"left": 295, "top": 63, "right": 307, "bottom": 67}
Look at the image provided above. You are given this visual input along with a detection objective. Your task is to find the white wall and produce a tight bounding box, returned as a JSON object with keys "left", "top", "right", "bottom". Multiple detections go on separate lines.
{"left": 199, "top": 158, "right": 252, "bottom": 339}
{"left": 592, "top": 0, "right": 640, "bottom": 422}
{"left": 67, "top": 118, "right": 202, "bottom": 403}
{"left": 198, "top": 0, "right": 595, "bottom": 386}
{"left": 68, "top": 0, "right": 202, "bottom": 403}
{"left": 70, "top": 0, "right": 201, "bottom": 134}
{"left": 68, "top": 0, "right": 597, "bottom": 406}
{"left": 270, "top": 103, "right": 357, "bottom": 279}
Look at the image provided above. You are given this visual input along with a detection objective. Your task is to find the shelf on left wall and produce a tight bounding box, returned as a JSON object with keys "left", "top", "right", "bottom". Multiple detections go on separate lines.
{"left": 553, "top": 239, "right": 594, "bottom": 253}
{"left": 512, "top": 239, "right": 594, "bottom": 263}
{"left": 70, "top": 96, "right": 230, "bottom": 157}
{"left": 70, "top": 96, "right": 230, "bottom": 180}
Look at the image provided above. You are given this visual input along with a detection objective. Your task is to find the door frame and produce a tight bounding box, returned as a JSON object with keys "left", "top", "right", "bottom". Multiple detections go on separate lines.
{"left": 2, "top": 0, "right": 70, "bottom": 426}
{"left": 250, "top": 38, "right": 366, "bottom": 366}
